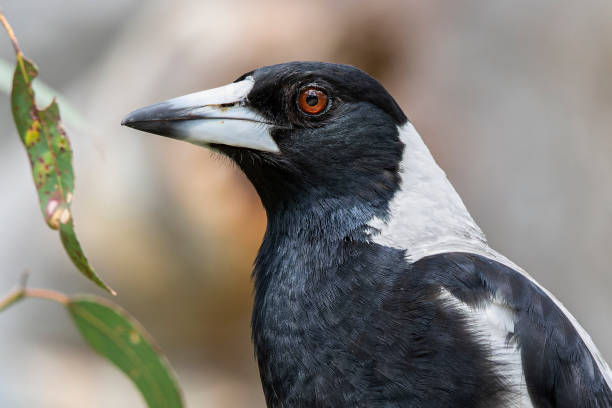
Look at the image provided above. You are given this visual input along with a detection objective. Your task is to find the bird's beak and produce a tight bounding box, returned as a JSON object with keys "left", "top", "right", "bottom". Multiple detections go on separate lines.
{"left": 121, "top": 77, "right": 279, "bottom": 153}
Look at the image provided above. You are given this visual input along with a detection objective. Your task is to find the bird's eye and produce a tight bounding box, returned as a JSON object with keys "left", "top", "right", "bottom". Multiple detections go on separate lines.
{"left": 297, "top": 88, "right": 328, "bottom": 115}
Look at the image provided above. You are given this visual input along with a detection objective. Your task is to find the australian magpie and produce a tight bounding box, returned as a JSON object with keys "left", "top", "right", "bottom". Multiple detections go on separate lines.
{"left": 122, "top": 62, "right": 612, "bottom": 407}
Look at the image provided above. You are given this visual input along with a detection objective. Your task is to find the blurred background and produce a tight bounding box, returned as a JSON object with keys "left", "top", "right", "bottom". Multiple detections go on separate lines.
{"left": 0, "top": 1, "right": 610, "bottom": 406}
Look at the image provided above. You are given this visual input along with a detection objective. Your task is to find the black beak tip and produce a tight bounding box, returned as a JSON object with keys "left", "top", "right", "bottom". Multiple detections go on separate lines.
{"left": 121, "top": 112, "right": 137, "bottom": 128}
{"left": 120, "top": 107, "right": 178, "bottom": 138}
{"left": 121, "top": 102, "right": 175, "bottom": 130}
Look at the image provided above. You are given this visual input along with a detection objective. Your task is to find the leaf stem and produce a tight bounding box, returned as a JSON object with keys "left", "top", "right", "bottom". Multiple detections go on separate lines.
{"left": 0, "top": 289, "right": 25, "bottom": 312}
{"left": 0, "top": 12, "right": 28, "bottom": 84}
{"left": 0, "top": 12, "right": 21, "bottom": 56}
{"left": 23, "top": 288, "right": 69, "bottom": 305}
{"left": 0, "top": 286, "right": 69, "bottom": 314}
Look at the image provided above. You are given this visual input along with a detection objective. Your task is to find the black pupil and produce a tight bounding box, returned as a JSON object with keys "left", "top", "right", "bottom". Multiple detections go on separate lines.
{"left": 305, "top": 93, "right": 319, "bottom": 106}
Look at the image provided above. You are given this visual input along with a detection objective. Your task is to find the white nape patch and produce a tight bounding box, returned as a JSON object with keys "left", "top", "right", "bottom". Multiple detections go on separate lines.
{"left": 165, "top": 76, "right": 255, "bottom": 109}
{"left": 369, "top": 121, "right": 612, "bottom": 391}
{"left": 368, "top": 122, "right": 494, "bottom": 264}
{"left": 438, "top": 289, "right": 533, "bottom": 408}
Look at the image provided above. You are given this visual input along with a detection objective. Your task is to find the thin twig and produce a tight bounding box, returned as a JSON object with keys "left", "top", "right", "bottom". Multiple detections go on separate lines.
{"left": 0, "top": 274, "right": 70, "bottom": 313}
{"left": 23, "top": 288, "right": 69, "bottom": 305}
{"left": 19, "top": 270, "right": 30, "bottom": 289}
{"left": 0, "top": 270, "right": 32, "bottom": 312}
{"left": 0, "top": 12, "right": 21, "bottom": 55}
{"left": 0, "top": 289, "right": 24, "bottom": 312}
{"left": 0, "top": 12, "right": 28, "bottom": 84}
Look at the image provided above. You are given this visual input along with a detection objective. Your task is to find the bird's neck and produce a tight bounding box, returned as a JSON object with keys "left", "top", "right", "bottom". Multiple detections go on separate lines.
{"left": 368, "top": 122, "right": 490, "bottom": 262}
{"left": 251, "top": 198, "right": 394, "bottom": 405}
{"left": 254, "top": 195, "right": 377, "bottom": 291}
{"left": 251, "top": 190, "right": 382, "bottom": 338}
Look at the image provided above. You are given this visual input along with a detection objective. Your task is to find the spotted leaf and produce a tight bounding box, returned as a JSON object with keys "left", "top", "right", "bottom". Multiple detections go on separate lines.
{"left": 68, "top": 296, "right": 184, "bottom": 408}
{"left": 10, "top": 54, "right": 114, "bottom": 294}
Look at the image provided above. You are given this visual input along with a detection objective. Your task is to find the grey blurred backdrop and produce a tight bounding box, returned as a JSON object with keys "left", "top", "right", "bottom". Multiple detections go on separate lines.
{"left": 0, "top": 1, "right": 610, "bottom": 407}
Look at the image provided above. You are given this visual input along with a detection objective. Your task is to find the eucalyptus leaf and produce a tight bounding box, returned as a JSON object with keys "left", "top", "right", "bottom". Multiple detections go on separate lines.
{"left": 0, "top": 57, "right": 86, "bottom": 128}
{"left": 10, "top": 54, "right": 114, "bottom": 294}
{"left": 68, "top": 296, "right": 184, "bottom": 408}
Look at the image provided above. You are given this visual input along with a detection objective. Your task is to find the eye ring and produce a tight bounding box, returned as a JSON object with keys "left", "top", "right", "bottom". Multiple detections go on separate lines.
{"left": 297, "top": 87, "right": 329, "bottom": 115}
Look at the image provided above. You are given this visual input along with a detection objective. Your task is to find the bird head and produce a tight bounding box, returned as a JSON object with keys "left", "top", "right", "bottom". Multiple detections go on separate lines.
{"left": 122, "top": 62, "right": 407, "bottom": 215}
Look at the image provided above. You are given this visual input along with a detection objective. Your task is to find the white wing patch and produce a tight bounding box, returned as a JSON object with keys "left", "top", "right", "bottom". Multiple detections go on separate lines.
{"left": 369, "top": 121, "right": 612, "bottom": 393}
{"left": 438, "top": 288, "right": 533, "bottom": 407}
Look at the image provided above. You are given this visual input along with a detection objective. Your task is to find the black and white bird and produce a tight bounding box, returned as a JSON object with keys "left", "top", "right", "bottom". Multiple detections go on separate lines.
{"left": 123, "top": 62, "right": 612, "bottom": 407}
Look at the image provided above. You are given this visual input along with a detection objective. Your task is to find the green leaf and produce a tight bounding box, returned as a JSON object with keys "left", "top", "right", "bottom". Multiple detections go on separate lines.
{"left": 0, "top": 57, "right": 86, "bottom": 129}
{"left": 10, "top": 54, "right": 114, "bottom": 294}
{"left": 60, "top": 220, "right": 115, "bottom": 295}
{"left": 68, "top": 296, "right": 184, "bottom": 408}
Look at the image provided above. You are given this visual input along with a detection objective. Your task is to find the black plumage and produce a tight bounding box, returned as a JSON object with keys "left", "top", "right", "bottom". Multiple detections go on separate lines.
{"left": 123, "top": 61, "right": 612, "bottom": 407}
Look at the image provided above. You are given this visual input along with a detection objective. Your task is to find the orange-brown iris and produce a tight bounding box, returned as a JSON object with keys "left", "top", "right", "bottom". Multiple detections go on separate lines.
{"left": 298, "top": 88, "right": 328, "bottom": 115}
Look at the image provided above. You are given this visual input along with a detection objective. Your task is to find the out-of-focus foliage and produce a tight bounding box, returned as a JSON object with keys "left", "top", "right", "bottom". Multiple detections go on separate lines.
{"left": 69, "top": 296, "right": 184, "bottom": 408}
{"left": 1, "top": 284, "right": 185, "bottom": 408}
{"left": 1, "top": 12, "right": 184, "bottom": 408}
{"left": 0, "top": 58, "right": 86, "bottom": 129}
{"left": 8, "top": 28, "right": 113, "bottom": 294}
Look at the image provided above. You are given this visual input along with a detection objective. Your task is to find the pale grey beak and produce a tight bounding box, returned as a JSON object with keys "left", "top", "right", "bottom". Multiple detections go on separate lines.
{"left": 121, "top": 77, "right": 279, "bottom": 153}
